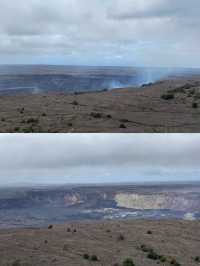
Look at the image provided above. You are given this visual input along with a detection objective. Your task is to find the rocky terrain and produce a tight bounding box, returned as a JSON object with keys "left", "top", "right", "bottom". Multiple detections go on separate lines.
{"left": 0, "top": 220, "right": 199, "bottom": 266}
{"left": 0, "top": 65, "right": 200, "bottom": 132}
{"left": 1, "top": 76, "right": 200, "bottom": 132}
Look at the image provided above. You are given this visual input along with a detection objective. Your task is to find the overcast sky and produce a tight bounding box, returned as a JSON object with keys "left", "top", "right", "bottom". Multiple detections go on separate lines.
{"left": 0, "top": 0, "right": 199, "bottom": 67}
{"left": 0, "top": 134, "right": 199, "bottom": 187}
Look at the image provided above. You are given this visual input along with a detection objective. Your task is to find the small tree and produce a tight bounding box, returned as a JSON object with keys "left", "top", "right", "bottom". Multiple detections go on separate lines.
{"left": 90, "top": 255, "right": 98, "bottom": 261}
{"left": 123, "top": 258, "right": 135, "bottom": 266}
{"left": 192, "top": 102, "right": 198, "bottom": 109}
{"left": 12, "top": 260, "right": 21, "bottom": 266}
{"left": 83, "top": 254, "right": 89, "bottom": 260}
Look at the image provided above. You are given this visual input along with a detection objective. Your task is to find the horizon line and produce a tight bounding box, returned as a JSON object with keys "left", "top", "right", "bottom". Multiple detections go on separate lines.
{"left": 0, "top": 63, "right": 200, "bottom": 70}
{"left": 1, "top": 180, "right": 200, "bottom": 189}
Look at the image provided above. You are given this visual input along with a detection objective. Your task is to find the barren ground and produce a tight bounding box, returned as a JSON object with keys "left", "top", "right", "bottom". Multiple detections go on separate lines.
{"left": 1, "top": 77, "right": 200, "bottom": 132}
{"left": 0, "top": 220, "right": 199, "bottom": 266}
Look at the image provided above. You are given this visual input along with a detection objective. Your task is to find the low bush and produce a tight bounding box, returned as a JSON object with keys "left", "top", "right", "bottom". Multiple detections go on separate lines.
{"left": 90, "top": 112, "right": 102, "bottom": 119}
{"left": 117, "top": 234, "right": 125, "bottom": 241}
{"left": 83, "top": 254, "right": 89, "bottom": 260}
{"left": 119, "top": 124, "right": 127, "bottom": 129}
{"left": 161, "top": 93, "right": 174, "bottom": 100}
{"left": 192, "top": 102, "right": 198, "bottom": 109}
{"left": 159, "top": 255, "right": 167, "bottom": 262}
{"left": 90, "top": 255, "right": 98, "bottom": 261}
{"left": 19, "top": 107, "right": 25, "bottom": 114}
{"left": 83, "top": 254, "right": 98, "bottom": 261}
{"left": 147, "top": 250, "right": 159, "bottom": 260}
{"left": 23, "top": 126, "right": 34, "bottom": 133}
{"left": 26, "top": 118, "right": 39, "bottom": 124}
{"left": 123, "top": 258, "right": 135, "bottom": 266}
{"left": 170, "top": 258, "right": 181, "bottom": 266}
{"left": 71, "top": 100, "right": 79, "bottom": 106}
{"left": 14, "top": 127, "right": 20, "bottom": 132}
{"left": 12, "top": 260, "right": 21, "bottom": 266}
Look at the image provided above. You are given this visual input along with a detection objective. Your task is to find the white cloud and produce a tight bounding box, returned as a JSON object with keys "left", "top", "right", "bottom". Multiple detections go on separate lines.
{"left": 0, "top": 0, "right": 199, "bottom": 66}
{"left": 0, "top": 134, "right": 199, "bottom": 186}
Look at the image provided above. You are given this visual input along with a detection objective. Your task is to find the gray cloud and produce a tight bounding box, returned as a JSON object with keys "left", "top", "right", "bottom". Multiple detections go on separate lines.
{"left": 0, "top": 134, "right": 199, "bottom": 186}
{"left": 0, "top": 0, "right": 199, "bottom": 66}
{"left": 108, "top": 0, "right": 199, "bottom": 20}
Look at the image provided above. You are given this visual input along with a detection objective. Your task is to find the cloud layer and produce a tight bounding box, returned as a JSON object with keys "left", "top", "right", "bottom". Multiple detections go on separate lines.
{"left": 0, "top": 0, "right": 199, "bottom": 66}
{"left": 0, "top": 134, "right": 199, "bottom": 186}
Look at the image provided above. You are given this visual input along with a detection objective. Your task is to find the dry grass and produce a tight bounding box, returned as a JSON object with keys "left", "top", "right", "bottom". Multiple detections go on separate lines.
{"left": 0, "top": 220, "right": 199, "bottom": 266}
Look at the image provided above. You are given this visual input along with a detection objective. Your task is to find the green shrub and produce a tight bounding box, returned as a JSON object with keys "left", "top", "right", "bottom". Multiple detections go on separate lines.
{"left": 161, "top": 93, "right": 174, "bottom": 100}
{"left": 14, "top": 127, "right": 20, "bottom": 132}
{"left": 195, "top": 256, "right": 200, "bottom": 262}
{"left": 90, "top": 112, "right": 102, "bottom": 119}
{"left": 71, "top": 100, "right": 79, "bottom": 106}
{"left": 26, "top": 118, "right": 39, "bottom": 124}
{"left": 159, "top": 255, "right": 167, "bottom": 262}
{"left": 123, "top": 258, "right": 135, "bottom": 266}
{"left": 192, "top": 102, "right": 198, "bottom": 109}
{"left": 83, "top": 254, "right": 89, "bottom": 260}
{"left": 119, "top": 124, "right": 127, "bottom": 129}
{"left": 23, "top": 126, "right": 34, "bottom": 133}
{"left": 147, "top": 250, "right": 159, "bottom": 260}
{"left": 12, "top": 260, "right": 21, "bottom": 266}
{"left": 170, "top": 258, "right": 181, "bottom": 266}
{"left": 19, "top": 107, "right": 25, "bottom": 114}
{"left": 117, "top": 234, "right": 125, "bottom": 241}
{"left": 90, "top": 255, "right": 98, "bottom": 261}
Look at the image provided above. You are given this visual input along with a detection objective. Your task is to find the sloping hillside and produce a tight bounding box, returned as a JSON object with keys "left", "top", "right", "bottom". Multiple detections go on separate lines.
{"left": 0, "top": 220, "right": 199, "bottom": 266}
